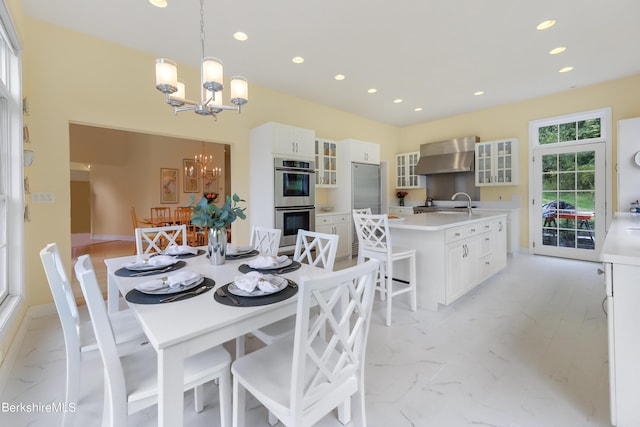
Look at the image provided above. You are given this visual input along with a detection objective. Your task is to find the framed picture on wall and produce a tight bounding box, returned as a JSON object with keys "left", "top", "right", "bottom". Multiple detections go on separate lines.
{"left": 183, "top": 159, "right": 200, "bottom": 193}
{"left": 160, "top": 168, "right": 178, "bottom": 204}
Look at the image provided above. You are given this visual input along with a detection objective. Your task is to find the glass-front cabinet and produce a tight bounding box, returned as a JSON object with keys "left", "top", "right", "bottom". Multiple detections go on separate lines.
{"left": 315, "top": 139, "right": 338, "bottom": 187}
{"left": 395, "top": 152, "right": 423, "bottom": 188}
{"left": 475, "top": 138, "right": 519, "bottom": 186}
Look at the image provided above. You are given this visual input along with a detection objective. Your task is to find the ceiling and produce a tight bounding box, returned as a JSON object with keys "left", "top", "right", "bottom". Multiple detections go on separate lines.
{"left": 21, "top": 0, "right": 640, "bottom": 127}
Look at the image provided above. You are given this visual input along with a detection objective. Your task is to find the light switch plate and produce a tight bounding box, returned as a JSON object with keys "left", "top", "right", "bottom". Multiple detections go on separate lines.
{"left": 31, "top": 192, "right": 54, "bottom": 203}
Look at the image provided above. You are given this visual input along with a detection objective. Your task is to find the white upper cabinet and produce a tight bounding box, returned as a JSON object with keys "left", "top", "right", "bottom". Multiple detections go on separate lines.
{"left": 341, "top": 138, "right": 380, "bottom": 164}
{"left": 395, "top": 151, "right": 424, "bottom": 188}
{"left": 252, "top": 122, "right": 315, "bottom": 159}
{"left": 475, "top": 138, "right": 519, "bottom": 186}
{"left": 315, "top": 139, "right": 338, "bottom": 187}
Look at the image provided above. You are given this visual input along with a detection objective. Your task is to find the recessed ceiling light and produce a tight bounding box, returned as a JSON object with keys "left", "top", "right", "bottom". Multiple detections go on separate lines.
{"left": 233, "top": 32, "right": 248, "bottom": 41}
{"left": 474, "top": 91, "right": 484, "bottom": 96}
{"left": 549, "top": 47, "right": 566, "bottom": 55}
{"left": 367, "top": 88, "right": 377, "bottom": 94}
{"left": 149, "top": 0, "right": 167, "bottom": 7}
{"left": 536, "top": 20, "right": 556, "bottom": 30}
{"left": 414, "top": 107, "right": 423, "bottom": 112}
{"left": 393, "top": 99, "right": 403, "bottom": 104}
{"left": 334, "top": 74, "right": 345, "bottom": 81}
{"left": 559, "top": 66, "right": 574, "bottom": 73}
{"left": 292, "top": 56, "right": 304, "bottom": 64}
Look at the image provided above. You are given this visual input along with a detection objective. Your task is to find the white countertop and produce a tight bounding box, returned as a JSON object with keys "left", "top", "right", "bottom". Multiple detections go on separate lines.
{"left": 316, "top": 211, "right": 349, "bottom": 217}
{"left": 388, "top": 211, "right": 507, "bottom": 231}
{"left": 601, "top": 212, "right": 640, "bottom": 266}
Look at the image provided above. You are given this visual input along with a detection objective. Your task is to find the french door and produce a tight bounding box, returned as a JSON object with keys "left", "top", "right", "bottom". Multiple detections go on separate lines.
{"left": 532, "top": 143, "right": 605, "bottom": 261}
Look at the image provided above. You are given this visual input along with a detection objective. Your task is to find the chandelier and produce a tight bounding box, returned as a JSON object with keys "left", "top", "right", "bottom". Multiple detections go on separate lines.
{"left": 154, "top": 0, "right": 248, "bottom": 119}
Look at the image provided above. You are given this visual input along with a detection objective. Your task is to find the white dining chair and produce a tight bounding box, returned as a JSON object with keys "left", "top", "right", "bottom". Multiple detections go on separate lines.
{"left": 135, "top": 224, "right": 187, "bottom": 255}
{"left": 232, "top": 259, "right": 380, "bottom": 427}
{"left": 238, "top": 230, "right": 340, "bottom": 363}
{"left": 74, "top": 254, "right": 232, "bottom": 427}
{"left": 352, "top": 212, "right": 417, "bottom": 326}
{"left": 39, "top": 243, "right": 148, "bottom": 426}
{"left": 249, "top": 226, "right": 282, "bottom": 255}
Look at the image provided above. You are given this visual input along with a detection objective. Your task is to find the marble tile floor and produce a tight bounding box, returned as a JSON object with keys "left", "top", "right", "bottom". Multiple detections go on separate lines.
{"left": 0, "top": 252, "right": 611, "bottom": 426}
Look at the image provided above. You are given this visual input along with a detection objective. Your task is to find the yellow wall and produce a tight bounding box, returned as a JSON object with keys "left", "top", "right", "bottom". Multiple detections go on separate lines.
{"left": 3, "top": 3, "right": 640, "bottom": 361}
{"left": 399, "top": 75, "right": 640, "bottom": 247}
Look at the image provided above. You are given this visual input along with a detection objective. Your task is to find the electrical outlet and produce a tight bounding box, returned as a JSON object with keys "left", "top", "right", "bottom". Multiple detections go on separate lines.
{"left": 31, "top": 192, "right": 55, "bottom": 204}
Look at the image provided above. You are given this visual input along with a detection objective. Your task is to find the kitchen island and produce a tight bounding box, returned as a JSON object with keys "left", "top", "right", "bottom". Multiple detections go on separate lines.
{"left": 601, "top": 212, "right": 640, "bottom": 427}
{"left": 388, "top": 211, "right": 508, "bottom": 311}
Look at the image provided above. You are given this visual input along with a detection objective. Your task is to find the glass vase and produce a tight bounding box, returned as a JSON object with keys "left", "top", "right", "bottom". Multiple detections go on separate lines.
{"left": 399, "top": 198, "right": 405, "bottom": 206}
{"left": 208, "top": 227, "right": 227, "bottom": 265}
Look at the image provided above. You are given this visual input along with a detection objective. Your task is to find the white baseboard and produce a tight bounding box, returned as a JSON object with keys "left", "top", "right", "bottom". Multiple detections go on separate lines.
{"left": 0, "top": 303, "right": 56, "bottom": 396}
{"left": 91, "top": 234, "right": 134, "bottom": 242}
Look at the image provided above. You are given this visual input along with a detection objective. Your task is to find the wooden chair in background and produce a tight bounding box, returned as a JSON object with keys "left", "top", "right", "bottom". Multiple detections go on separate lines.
{"left": 150, "top": 206, "right": 172, "bottom": 226}
{"left": 174, "top": 206, "right": 198, "bottom": 246}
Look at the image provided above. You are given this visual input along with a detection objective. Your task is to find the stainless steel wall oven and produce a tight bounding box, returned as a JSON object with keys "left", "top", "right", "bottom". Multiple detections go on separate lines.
{"left": 274, "top": 206, "right": 316, "bottom": 248}
{"left": 274, "top": 158, "right": 315, "bottom": 208}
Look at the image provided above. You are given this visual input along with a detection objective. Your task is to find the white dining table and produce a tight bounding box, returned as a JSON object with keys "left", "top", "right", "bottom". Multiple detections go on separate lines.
{"left": 104, "top": 249, "right": 321, "bottom": 427}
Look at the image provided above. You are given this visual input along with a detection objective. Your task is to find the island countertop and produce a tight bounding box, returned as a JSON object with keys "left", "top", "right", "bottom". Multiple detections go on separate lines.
{"left": 388, "top": 211, "right": 508, "bottom": 231}
{"left": 601, "top": 212, "right": 640, "bottom": 266}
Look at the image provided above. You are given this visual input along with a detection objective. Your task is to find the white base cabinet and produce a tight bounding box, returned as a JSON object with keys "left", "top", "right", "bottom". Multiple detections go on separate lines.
{"left": 390, "top": 214, "right": 507, "bottom": 310}
{"left": 388, "top": 206, "right": 415, "bottom": 215}
{"left": 444, "top": 221, "right": 494, "bottom": 304}
{"left": 316, "top": 213, "right": 350, "bottom": 259}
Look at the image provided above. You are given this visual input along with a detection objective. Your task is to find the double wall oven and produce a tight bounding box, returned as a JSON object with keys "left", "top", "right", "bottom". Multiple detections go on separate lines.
{"left": 274, "top": 158, "right": 316, "bottom": 248}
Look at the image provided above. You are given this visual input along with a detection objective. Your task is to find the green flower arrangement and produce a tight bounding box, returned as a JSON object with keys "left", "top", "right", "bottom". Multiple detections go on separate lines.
{"left": 190, "top": 193, "right": 247, "bottom": 229}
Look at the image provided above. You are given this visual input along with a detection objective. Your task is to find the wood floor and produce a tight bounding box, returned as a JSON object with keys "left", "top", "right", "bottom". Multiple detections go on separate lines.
{"left": 70, "top": 239, "right": 134, "bottom": 304}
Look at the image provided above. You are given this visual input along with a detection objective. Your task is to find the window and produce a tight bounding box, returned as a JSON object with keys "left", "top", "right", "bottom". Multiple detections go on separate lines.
{"left": 0, "top": 1, "right": 24, "bottom": 337}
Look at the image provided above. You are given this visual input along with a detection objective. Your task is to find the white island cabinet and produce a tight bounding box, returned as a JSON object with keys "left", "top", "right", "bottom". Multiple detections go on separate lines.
{"left": 388, "top": 212, "right": 507, "bottom": 311}
{"left": 601, "top": 212, "right": 640, "bottom": 427}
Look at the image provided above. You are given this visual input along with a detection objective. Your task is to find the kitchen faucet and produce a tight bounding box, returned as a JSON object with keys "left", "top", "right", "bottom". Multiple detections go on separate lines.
{"left": 451, "top": 192, "right": 472, "bottom": 215}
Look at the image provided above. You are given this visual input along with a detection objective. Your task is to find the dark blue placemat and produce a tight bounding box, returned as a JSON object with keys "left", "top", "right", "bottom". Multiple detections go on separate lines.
{"left": 237, "top": 260, "right": 301, "bottom": 275}
{"left": 126, "top": 277, "right": 216, "bottom": 304}
{"left": 225, "top": 249, "right": 259, "bottom": 260}
{"left": 173, "top": 249, "right": 206, "bottom": 259}
{"left": 115, "top": 261, "right": 186, "bottom": 277}
{"left": 213, "top": 279, "right": 298, "bottom": 307}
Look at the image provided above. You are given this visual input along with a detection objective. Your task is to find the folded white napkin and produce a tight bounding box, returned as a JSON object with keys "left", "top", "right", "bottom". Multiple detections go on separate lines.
{"left": 226, "top": 244, "right": 254, "bottom": 255}
{"left": 248, "top": 255, "right": 289, "bottom": 269}
{"left": 135, "top": 270, "right": 200, "bottom": 292}
{"left": 233, "top": 271, "right": 279, "bottom": 293}
{"left": 165, "top": 245, "right": 198, "bottom": 256}
{"left": 128, "top": 255, "right": 176, "bottom": 269}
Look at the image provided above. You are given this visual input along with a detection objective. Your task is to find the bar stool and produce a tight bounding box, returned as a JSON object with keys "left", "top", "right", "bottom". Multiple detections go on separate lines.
{"left": 352, "top": 212, "right": 417, "bottom": 326}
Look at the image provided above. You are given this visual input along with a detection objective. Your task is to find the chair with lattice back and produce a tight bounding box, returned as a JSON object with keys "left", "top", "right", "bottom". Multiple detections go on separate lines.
{"left": 232, "top": 259, "right": 380, "bottom": 427}
{"left": 249, "top": 226, "right": 281, "bottom": 255}
{"left": 242, "top": 230, "right": 339, "bottom": 359}
{"left": 352, "top": 212, "right": 417, "bottom": 326}
{"left": 135, "top": 224, "right": 187, "bottom": 255}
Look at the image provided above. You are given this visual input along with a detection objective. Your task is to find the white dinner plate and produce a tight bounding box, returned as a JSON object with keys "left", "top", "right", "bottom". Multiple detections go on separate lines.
{"left": 248, "top": 258, "right": 293, "bottom": 270}
{"left": 227, "top": 276, "right": 288, "bottom": 297}
{"left": 136, "top": 275, "right": 204, "bottom": 295}
{"left": 124, "top": 255, "right": 178, "bottom": 271}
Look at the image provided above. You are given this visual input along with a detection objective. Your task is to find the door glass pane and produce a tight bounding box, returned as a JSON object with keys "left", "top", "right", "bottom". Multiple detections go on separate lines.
{"left": 559, "top": 122, "right": 577, "bottom": 142}
{"left": 578, "top": 118, "right": 601, "bottom": 139}
{"left": 539, "top": 125, "right": 558, "bottom": 144}
{"left": 540, "top": 150, "right": 596, "bottom": 251}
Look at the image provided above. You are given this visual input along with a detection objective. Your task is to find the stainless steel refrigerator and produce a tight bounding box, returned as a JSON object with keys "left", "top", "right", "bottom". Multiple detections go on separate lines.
{"left": 351, "top": 162, "right": 381, "bottom": 255}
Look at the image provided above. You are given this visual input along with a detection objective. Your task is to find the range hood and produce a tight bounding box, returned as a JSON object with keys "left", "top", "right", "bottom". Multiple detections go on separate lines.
{"left": 415, "top": 136, "right": 479, "bottom": 175}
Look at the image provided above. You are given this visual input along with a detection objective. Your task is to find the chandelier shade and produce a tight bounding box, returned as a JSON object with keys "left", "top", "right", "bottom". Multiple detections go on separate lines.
{"left": 154, "top": 0, "right": 248, "bottom": 119}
